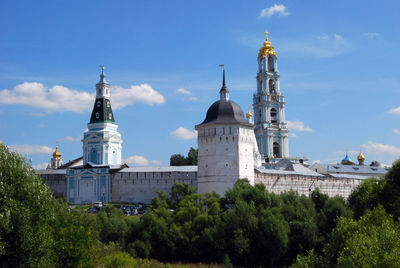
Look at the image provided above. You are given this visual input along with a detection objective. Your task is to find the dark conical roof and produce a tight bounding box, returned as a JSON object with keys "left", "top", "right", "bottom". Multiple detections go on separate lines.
{"left": 198, "top": 99, "right": 251, "bottom": 126}
{"left": 197, "top": 68, "right": 251, "bottom": 127}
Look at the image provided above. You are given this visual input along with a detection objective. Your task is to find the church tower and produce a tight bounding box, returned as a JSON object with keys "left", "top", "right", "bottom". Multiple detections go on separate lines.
{"left": 50, "top": 146, "right": 63, "bottom": 169}
{"left": 253, "top": 31, "right": 289, "bottom": 162}
{"left": 82, "top": 66, "right": 122, "bottom": 165}
{"left": 196, "top": 67, "right": 258, "bottom": 195}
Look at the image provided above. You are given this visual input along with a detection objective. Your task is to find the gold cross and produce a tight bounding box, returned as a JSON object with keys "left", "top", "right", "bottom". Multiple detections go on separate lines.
{"left": 264, "top": 30, "right": 269, "bottom": 36}
{"left": 99, "top": 65, "right": 105, "bottom": 70}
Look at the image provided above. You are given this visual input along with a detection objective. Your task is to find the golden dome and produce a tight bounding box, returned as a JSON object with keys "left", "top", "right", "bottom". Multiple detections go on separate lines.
{"left": 357, "top": 152, "right": 365, "bottom": 162}
{"left": 259, "top": 30, "right": 277, "bottom": 58}
{"left": 53, "top": 146, "right": 61, "bottom": 159}
{"left": 246, "top": 108, "right": 253, "bottom": 119}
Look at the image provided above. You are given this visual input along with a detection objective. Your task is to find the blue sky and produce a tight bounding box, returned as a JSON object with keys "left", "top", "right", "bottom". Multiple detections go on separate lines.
{"left": 1, "top": 0, "right": 400, "bottom": 168}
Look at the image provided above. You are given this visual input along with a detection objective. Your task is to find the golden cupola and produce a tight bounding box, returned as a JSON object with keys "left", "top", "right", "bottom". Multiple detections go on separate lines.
{"left": 357, "top": 151, "right": 365, "bottom": 165}
{"left": 259, "top": 30, "right": 277, "bottom": 58}
{"left": 53, "top": 146, "right": 61, "bottom": 159}
{"left": 246, "top": 108, "right": 253, "bottom": 120}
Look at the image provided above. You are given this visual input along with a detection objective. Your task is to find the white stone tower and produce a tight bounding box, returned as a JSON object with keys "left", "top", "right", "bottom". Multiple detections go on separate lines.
{"left": 253, "top": 31, "right": 289, "bottom": 162}
{"left": 82, "top": 66, "right": 122, "bottom": 165}
{"left": 195, "top": 68, "right": 257, "bottom": 195}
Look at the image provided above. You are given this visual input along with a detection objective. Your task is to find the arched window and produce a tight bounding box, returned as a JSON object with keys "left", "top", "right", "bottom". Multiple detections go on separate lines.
{"left": 259, "top": 80, "right": 263, "bottom": 91}
{"left": 97, "top": 101, "right": 101, "bottom": 107}
{"left": 268, "top": 57, "right": 274, "bottom": 72}
{"left": 269, "top": 80, "right": 275, "bottom": 93}
{"left": 270, "top": 108, "right": 277, "bottom": 123}
{"left": 273, "top": 142, "right": 281, "bottom": 158}
{"left": 259, "top": 109, "right": 262, "bottom": 121}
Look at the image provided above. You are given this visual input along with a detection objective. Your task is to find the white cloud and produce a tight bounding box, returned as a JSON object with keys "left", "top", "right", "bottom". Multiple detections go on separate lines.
{"left": 0, "top": 82, "right": 165, "bottom": 114}
{"left": 362, "top": 141, "right": 400, "bottom": 155}
{"left": 388, "top": 107, "right": 400, "bottom": 115}
{"left": 123, "top": 155, "right": 150, "bottom": 166}
{"left": 334, "top": 34, "right": 343, "bottom": 42}
{"left": 61, "top": 136, "right": 82, "bottom": 142}
{"left": 364, "top": 32, "right": 379, "bottom": 39}
{"left": 393, "top": 129, "right": 400, "bottom": 134}
{"left": 151, "top": 160, "right": 162, "bottom": 165}
{"left": 176, "top": 88, "right": 191, "bottom": 95}
{"left": 8, "top": 144, "right": 53, "bottom": 155}
{"left": 279, "top": 35, "right": 350, "bottom": 57}
{"left": 111, "top": 84, "right": 165, "bottom": 109}
{"left": 33, "top": 162, "right": 49, "bottom": 170}
{"left": 260, "top": 4, "right": 289, "bottom": 18}
{"left": 0, "top": 82, "right": 93, "bottom": 113}
{"left": 187, "top": 96, "right": 199, "bottom": 101}
{"left": 170, "top": 127, "right": 197, "bottom": 140}
{"left": 318, "top": 33, "right": 330, "bottom": 41}
{"left": 287, "top": 121, "right": 312, "bottom": 132}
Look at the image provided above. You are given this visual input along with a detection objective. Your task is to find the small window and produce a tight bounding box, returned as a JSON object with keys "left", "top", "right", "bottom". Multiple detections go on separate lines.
{"left": 107, "top": 102, "right": 110, "bottom": 108}
{"left": 109, "top": 113, "right": 112, "bottom": 120}
{"left": 97, "top": 101, "right": 101, "bottom": 107}
{"left": 96, "top": 112, "right": 100, "bottom": 119}
{"left": 106, "top": 89, "right": 109, "bottom": 95}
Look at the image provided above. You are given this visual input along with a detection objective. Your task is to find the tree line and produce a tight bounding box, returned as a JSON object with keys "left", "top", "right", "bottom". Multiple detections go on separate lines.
{"left": 1, "top": 142, "right": 400, "bottom": 267}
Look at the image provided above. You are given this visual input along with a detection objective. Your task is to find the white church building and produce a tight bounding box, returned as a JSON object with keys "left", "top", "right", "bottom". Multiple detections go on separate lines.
{"left": 37, "top": 31, "right": 388, "bottom": 204}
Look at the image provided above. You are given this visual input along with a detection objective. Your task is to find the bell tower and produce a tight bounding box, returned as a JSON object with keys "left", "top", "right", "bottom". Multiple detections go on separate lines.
{"left": 253, "top": 31, "right": 289, "bottom": 162}
{"left": 82, "top": 66, "right": 122, "bottom": 165}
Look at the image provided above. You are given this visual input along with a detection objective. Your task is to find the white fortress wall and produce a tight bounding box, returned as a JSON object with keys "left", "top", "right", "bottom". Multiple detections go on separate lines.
{"left": 111, "top": 166, "right": 197, "bottom": 203}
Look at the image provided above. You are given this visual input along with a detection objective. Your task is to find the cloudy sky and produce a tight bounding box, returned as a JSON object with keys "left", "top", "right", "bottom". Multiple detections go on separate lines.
{"left": 1, "top": 0, "right": 400, "bottom": 168}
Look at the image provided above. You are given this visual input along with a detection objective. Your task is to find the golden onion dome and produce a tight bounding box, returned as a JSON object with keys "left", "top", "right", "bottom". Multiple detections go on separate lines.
{"left": 53, "top": 146, "right": 61, "bottom": 159}
{"left": 246, "top": 108, "right": 253, "bottom": 119}
{"left": 357, "top": 152, "right": 365, "bottom": 162}
{"left": 259, "top": 30, "right": 277, "bottom": 58}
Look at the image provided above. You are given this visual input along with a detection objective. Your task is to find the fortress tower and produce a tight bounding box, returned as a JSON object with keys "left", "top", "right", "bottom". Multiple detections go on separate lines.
{"left": 253, "top": 31, "right": 289, "bottom": 163}
{"left": 196, "top": 68, "right": 260, "bottom": 195}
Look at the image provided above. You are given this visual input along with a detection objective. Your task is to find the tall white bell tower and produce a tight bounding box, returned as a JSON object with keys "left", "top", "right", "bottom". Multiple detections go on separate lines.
{"left": 253, "top": 31, "right": 289, "bottom": 162}
{"left": 82, "top": 66, "right": 122, "bottom": 166}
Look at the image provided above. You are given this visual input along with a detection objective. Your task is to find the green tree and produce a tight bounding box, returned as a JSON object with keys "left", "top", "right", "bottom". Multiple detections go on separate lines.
{"left": 325, "top": 206, "right": 400, "bottom": 267}
{"left": 97, "top": 207, "right": 129, "bottom": 246}
{"left": 186, "top": 147, "right": 198, "bottom": 165}
{"left": 170, "top": 154, "right": 186, "bottom": 166}
{"left": 348, "top": 177, "right": 382, "bottom": 219}
{"left": 53, "top": 210, "right": 100, "bottom": 267}
{"left": 0, "top": 142, "right": 59, "bottom": 267}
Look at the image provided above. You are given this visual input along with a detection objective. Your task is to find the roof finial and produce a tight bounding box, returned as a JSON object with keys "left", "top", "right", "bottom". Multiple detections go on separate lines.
{"left": 218, "top": 64, "right": 229, "bottom": 101}
{"left": 259, "top": 29, "right": 277, "bottom": 58}
{"left": 98, "top": 65, "right": 108, "bottom": 84}
{"left": 264, "top": 30, "right": 269, "bottom": 39}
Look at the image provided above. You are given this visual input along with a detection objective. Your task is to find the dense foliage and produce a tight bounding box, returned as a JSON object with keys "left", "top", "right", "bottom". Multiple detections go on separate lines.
{"left": 170, "top": 147, "right": 198, "bottom": 166}
{"left": 2, "top": 140, "right": 400, "bottom": 267}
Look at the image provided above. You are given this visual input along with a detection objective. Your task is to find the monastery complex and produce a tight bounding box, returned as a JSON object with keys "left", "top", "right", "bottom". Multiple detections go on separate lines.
{"left": 37, "top": 32, "right": 388, "bottom": 204}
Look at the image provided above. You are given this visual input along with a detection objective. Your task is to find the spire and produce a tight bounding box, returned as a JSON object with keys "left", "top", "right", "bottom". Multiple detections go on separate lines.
{"left": 98, "top": 65, "right": 108, "bottom": 84}
{"left": 259, "top": 30, "right": 277, "bottom": 58}
{"left": 219, "top": 64, "right": 229, "bottom": 101}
